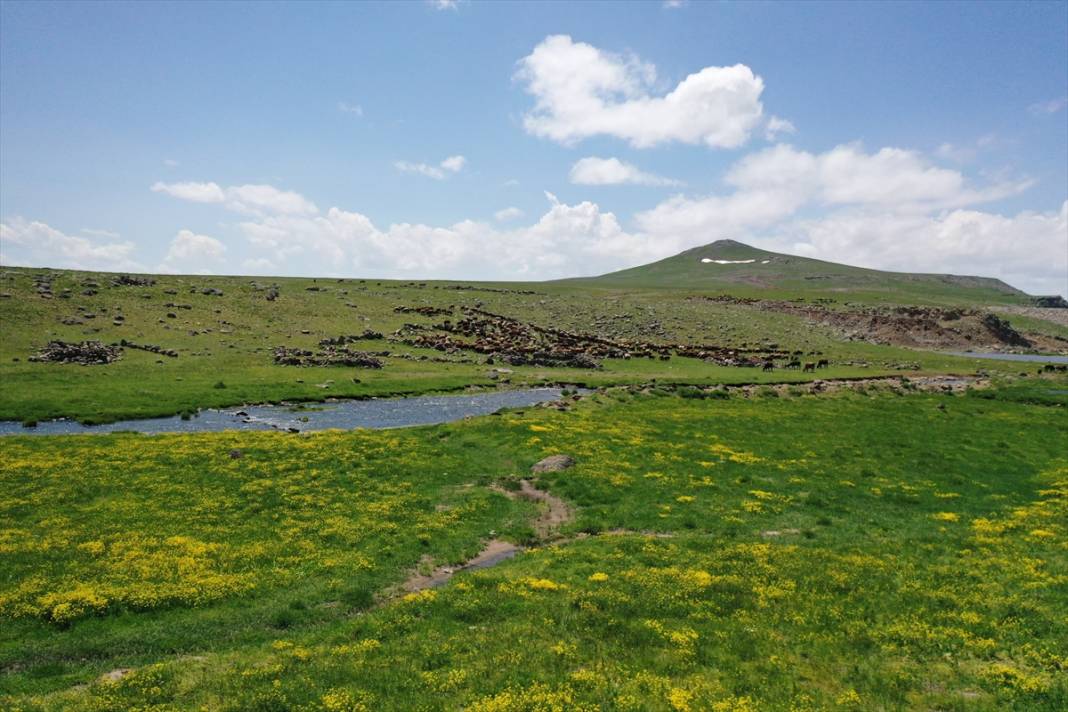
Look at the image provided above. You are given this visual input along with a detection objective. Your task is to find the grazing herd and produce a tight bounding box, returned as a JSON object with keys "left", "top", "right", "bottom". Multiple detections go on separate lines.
{"left": 391, "top": 307, "right": 802, "bottom": 370}
{"left": 272, "top": 345, "right": 385, "bottom": 369}
{"left": 765, "top": 358, "right": 830, "bottom": 373}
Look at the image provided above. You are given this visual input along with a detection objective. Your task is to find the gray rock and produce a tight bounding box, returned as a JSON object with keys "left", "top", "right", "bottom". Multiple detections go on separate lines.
{"left": 531, "top": 454, "right": 575, "bottom": 474}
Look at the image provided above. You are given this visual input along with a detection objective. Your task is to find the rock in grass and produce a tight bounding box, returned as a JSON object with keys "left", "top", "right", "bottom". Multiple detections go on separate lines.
{"left": 531, "top": 454, "right": 575, "bottom": 474}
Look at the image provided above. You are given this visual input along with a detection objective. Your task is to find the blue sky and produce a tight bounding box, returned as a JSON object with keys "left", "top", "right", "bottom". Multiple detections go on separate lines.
{"left": 1, "top": 0, "right": 1066, "bottom": 294}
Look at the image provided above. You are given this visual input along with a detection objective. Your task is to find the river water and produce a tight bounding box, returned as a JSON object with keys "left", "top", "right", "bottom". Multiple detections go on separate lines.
{"left": 945, "top": 351, "right": 1068, "bottom": 364}
{"left": 0, "top": 388, "right": 567, "bottom": 437}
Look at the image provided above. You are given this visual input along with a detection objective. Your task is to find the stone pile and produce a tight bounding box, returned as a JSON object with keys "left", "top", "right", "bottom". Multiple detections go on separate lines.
{"left": 111, "top": 275, "right": 155, "bottom": 287}
{"left": 119, "top": 339, "right": 178, "bottom": 358}
{"left": 393, "top": 305, "right": 453, "bottom": 316}
{"left": 318, "top": 330, "right": 384, "bottom": 346}
{"left": 437, "top": 285, "right": 541, "bottom": 296}
{"left": 33, "top": 274, "right": 54, "bottom": 299}
{"left": 30, "top": 340, "right": 123, "bottom": 365}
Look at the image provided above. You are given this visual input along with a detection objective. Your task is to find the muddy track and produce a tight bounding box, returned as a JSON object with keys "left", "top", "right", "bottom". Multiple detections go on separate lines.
{"left": 395, "top": 374, "right": 987, "bottom": 597}
{"left": 399, "top": 479, "right": 573, "bottom": 594}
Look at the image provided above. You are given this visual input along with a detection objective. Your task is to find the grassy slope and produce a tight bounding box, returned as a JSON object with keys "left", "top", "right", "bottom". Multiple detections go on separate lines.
{"left": 0, "top": 266, "right": 1041, "bottom": 424}
{"left": 1, "top": 381, "right": 1066, "bottom": 710}
{"left": 572, "top": 240, "right": 1031, "bottom": 305}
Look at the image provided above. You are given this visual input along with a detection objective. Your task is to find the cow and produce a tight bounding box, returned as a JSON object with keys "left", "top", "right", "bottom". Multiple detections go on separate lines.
{"left": 802, "top": 362, "right": 816, "bottom": 373}
{"left": 762, "top": 361, "right": 775, "bottom": 372}
{"left": 785, "top": 359, "right": 801, "bottom": 369}
{"left": 816, "top": 359, "right": 829, "bottom": 369}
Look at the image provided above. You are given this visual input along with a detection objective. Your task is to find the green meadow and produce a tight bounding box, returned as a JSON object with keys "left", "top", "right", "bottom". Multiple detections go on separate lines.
{"left": 1, "top": 257, "right": 1066, "bottom": 710}
{"left": 2, "top": 380, "right": 1067, "bottom": 710}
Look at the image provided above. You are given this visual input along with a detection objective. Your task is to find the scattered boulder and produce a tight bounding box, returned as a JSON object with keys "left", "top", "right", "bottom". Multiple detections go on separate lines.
{"left": 100, "top": 668, "right": 132, "bottom": 683}
{"left": 531, "top": 454, "right": 575, "bottom": 474}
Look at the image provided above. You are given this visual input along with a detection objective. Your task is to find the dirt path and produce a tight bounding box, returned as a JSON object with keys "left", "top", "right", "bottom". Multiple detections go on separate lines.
{"left": 394, "top": 374, "right": 990, "bottom": 598}
{"left": 400, "top": 479, "right": 573, "bottom": 594}
{"left": 511, "top": 478, "right": 573, "bottom": 538}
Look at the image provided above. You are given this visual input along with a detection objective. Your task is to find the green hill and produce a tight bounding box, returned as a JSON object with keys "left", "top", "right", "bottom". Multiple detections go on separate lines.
{"left": 575, "top": 239, "right": 1030, "bottom": 304}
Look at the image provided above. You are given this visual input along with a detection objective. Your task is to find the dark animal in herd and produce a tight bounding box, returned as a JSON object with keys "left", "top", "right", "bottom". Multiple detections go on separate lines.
{"left": 774, "top": 358, "right": 827, "bottom": 373}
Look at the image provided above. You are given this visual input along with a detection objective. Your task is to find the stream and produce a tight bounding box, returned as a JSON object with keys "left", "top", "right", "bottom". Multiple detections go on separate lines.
{"left": 0, "top": 388, "right": 568, "bottom": 436}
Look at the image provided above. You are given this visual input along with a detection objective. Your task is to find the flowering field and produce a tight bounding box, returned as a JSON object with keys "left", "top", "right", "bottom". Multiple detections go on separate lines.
{"left": 1, "top": 381, "right": 1066, "bottom": 710}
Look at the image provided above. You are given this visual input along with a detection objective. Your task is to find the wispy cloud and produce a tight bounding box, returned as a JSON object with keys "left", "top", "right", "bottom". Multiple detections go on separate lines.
{"left": 494, "top": 207, "right": 524, "bottom": 222}
{"left": 337, "top": 101, "right": 363, "bottom": 117}
{"left": 569, "top": 157, "right": 683, "bottom": 187}
{"left": 150, "top": 181, "right": 317, "bottom": 216}
{"left": 394, "top": 155, "right": 466, "bottom": 180}
{"left": 764, "top": 116, "right": 796, "bottom": 141}
{"left": 1028, "top": 96, "right": 1067, "bottom": 115}
{"left": 81, "top": 227, "right": 121, "bottom": 239}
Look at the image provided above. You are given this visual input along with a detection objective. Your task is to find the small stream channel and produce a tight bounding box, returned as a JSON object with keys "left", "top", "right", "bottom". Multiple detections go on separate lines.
{"left": 0, "top": 388, "right": 568, "bottom": 436}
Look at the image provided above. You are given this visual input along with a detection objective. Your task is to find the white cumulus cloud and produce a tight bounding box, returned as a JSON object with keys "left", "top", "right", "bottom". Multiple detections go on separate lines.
{"left": 761, "top": 202, "right": 1068, "bottom": 297}
{"left": 569, "top": 156, "right": 682, "bottom": 187}
{"left": 143, "top": 148, "right": 1066, "bottom": 295}
{"left": 516, "top": 35, "right": 766, "bottom": 149}
{"left": 0, "top": 218, "right": 141, "bottom": 271}
{"left": 158, "top": 229, "right": 227, "bottom": 274}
